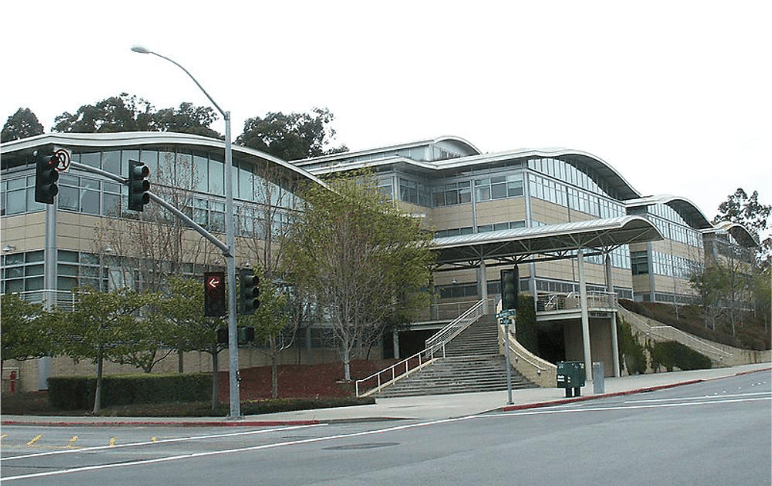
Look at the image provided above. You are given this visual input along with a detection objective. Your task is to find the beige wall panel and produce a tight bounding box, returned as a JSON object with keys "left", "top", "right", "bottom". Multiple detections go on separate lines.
{"left": 530, "top": 199, "right": 570, "bottom": 225}
{"left": 431, "top": 205, "right": 474, "bottom": 230}
{"left": 474, "top": 200, "right": 526, "bottom": 224}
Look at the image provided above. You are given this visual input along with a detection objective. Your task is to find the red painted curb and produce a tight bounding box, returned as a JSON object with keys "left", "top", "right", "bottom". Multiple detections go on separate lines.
{"left": 0, "top": 419, "right": 321, "bottom": 428}
{"left": 498, "top": 379, "right": 705, "bottom": 412}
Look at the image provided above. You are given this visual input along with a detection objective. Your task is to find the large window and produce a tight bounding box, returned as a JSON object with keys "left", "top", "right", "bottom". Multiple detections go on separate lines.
{"left": 474, "top": 174, "right": 523, "bottom": 202}
{"left": 433, "top": 181, "right": 471, "bottom": 207}
{"left": 399, "top": 178, "right": 430, "bottom": 207}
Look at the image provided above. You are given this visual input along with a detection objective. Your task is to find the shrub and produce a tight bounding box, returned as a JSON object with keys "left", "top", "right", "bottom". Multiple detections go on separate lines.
{"left": 648, "top": 341, "right": 712, "bottom": 372}
{"left": 515, "top": 294, "right": 538, "bottom": 355}
{"left": 48, "top": 373, "right": 211, "bottom": 410}
{"left": 617, "top": 316, "right": 647, "bottom": 375}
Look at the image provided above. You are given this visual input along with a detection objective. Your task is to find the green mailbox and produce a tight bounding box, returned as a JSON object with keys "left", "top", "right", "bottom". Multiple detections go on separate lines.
{"left": 556, "top": 361, "right": 586, "bottom": 397}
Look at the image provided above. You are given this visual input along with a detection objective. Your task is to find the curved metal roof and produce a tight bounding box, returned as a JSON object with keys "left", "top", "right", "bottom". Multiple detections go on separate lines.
{"left": 433, "top": 216, "right": 663, "bottom": 270}
{"left": 295, "top": 139, "right": 641, "bottom": 202}
{"left": 705, "top": 221, "right": 759, "bottom": 248}
{"left": 1, "top": 132, "right": 327, "bottom": 188}
{"left": 626, "top": 195, "right": 713, "bottom": 229}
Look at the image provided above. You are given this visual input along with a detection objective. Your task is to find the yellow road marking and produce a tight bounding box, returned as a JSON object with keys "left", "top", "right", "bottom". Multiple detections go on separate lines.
{"left": 108, "top": 437, "right": 116, "bottom": 447}
{"left": 67, "top": 436, "right": 79, "bottom": 448}
{"left": 151, "top": 437, "right": 157, "bottom": 442}
{"left": 27, "top": 435, "right": 42, "bottom": 447}
{"left": 1, "top": 434, "right": 8, "bottom": 440}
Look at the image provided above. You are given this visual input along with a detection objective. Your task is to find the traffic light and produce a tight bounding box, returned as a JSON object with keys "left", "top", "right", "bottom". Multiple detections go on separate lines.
{"left": 34, "top": 150, "right": 59, "bottom": 204}
{"left": 204, "top": 271, "right": 226, "bottom": 317}
{"left": 128, "top": 160, "right": 150, "bottom": 211}
{"left": 500, "top": 267, "right": 519, "bottom": 310}
{"left": 239, "top": 268, "right": 260, "bottom": 315}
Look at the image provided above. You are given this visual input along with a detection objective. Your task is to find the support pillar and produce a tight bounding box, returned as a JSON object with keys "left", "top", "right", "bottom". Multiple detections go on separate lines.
{"left": 577, "top": 248, "right": 593, "bottom": 382}
{"left": 479, "top": 259, "right": 488, "bottom": 313}
{"left": 606, "top": 254, "right": 621, "bottom": 377}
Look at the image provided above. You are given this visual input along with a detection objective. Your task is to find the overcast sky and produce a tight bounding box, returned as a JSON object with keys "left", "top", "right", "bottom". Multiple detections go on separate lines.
{"left": 2, "top": 1, "right": 770, "bottom": 233}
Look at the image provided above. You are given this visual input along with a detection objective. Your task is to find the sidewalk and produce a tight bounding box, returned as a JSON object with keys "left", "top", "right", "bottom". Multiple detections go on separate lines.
{"left": 3, "top": 363, "right": 769, "bottom": 428}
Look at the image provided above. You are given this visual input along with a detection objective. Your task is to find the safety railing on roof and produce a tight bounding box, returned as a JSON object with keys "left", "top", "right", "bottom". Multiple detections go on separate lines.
{"left": 354, "top": 298, "right": 487, "bottom": 397}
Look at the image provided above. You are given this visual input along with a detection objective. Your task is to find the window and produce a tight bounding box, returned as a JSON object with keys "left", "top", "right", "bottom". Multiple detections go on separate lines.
{"left": 631, "top": 251, "right": 649, "bottom": 276}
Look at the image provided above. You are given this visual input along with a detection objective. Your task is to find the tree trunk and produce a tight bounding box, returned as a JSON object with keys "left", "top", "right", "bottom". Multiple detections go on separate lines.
{"left": 343, "top": 348, "right": 351, "bottom": 382}
{"left": 93, "top": 349, "right": 104, "bottom": 414}
{"left": 270, "top": 336, "right": 279, "bottom": 398}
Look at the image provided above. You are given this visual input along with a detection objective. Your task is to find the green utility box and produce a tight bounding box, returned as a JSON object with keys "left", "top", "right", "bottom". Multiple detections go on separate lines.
{"left": 556, "top": 361, "right": 586, "bottom": 397}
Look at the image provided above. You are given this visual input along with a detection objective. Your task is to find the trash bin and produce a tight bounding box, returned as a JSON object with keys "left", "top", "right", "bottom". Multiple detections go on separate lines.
{"left": 556, "top": 361, "right": 586, "bottom": 397}
{"left": 592, "top": 362, "right": 605, "bottom": 394}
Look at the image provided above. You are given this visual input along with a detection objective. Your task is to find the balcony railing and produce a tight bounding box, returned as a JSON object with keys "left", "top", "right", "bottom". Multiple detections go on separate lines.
{"left": 536, "top": 291, "right": 618, "bottom": 314}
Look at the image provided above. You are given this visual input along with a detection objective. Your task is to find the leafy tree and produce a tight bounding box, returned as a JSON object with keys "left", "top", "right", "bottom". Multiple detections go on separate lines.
{"left": 1, "top": 107, "right": 45, "bottom": 142}
{"left": 154, "top": 277, "right": 228, "bottom": 411}
{"left": 1, "top": 294, "right": 58, "bottom": 365}
{"left": 713, "top": 188, "right": 771, "bottom": 236}
{"left": 60, "top": 288, "right": 152, "bottom": 413}
{"left": 237, "top": 107, "right": 347, "bottom": 160}
{"left": 153, "top": 102, "right": 221, "bottom": 138}
{"left": 52, "top": 93, "right": 222, "bottom": 139}
{"left": 52, "top": 93, "right": 156, "bottom": 133}
{"left": 283, "top": 172, "right": 435, "bottom": 381}
{"left": 238, "top": 271, "right": 293, "bottom": 398}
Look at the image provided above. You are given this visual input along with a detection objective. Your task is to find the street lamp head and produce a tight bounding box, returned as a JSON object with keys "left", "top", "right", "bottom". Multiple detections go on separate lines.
{"left": 131, "top": 45, "right": 151, "bottom": 54}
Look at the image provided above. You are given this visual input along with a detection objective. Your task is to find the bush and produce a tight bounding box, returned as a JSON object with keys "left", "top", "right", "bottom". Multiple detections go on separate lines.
{"left": 515, "top": 295, "right": 538, "bottom": 355}
{"left": 48, "top": 373, "right": 211, "bottom": 410}
{"left": 617, "top": 316, "right": 647, "bottom": 375}
{"left": 648, "top": 341, "right": 712, "bottom": 372}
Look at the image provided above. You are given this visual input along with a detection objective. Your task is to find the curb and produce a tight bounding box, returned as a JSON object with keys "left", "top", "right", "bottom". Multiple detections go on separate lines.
{"left": 497, "top": 379, "right": 704, "bottom": 413}
{"left": 0, "top": 419, "right": 321, "bottom": 428}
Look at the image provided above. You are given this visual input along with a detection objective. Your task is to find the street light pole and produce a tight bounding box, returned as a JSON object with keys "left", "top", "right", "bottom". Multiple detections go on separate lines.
{"left": 131, "top": 46, "right": 241, "bottom": 418}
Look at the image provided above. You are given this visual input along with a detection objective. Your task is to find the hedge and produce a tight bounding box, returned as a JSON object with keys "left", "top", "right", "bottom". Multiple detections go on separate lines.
{"left": 48, "top": 373, "right": 211, "bottom": 410}
{"left": 648, "top": 341, "right": 712, "bottom": 372}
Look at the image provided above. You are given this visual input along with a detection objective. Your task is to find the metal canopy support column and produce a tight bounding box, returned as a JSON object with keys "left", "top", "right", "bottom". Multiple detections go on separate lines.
{"left": 479, "top": 259, "right": 488, "bottom": 313}
{"left": 606, "top": 253, "right": 621, "bottom": 377}
{"left": 577, "top": 247, "right": 593, "bottom": 382}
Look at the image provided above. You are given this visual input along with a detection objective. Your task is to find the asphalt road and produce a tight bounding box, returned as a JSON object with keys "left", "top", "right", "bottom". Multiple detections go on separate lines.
{"left": 2, "top": 372, "right": 770, "bottom": 485}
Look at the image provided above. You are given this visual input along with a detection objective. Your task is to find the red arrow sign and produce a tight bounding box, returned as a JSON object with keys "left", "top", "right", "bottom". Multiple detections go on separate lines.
{"left": 207, "top": 275, "right": 222, "bottom": 289}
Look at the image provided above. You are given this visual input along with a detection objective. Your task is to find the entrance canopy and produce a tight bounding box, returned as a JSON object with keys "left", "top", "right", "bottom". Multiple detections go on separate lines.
{"left": 433, "top": 216, "right": 663, "bottom": 271}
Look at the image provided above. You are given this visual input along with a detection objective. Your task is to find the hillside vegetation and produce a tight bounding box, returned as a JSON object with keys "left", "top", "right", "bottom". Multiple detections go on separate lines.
{"left": 619, "top": 300, "right": 770, "bottom": 351}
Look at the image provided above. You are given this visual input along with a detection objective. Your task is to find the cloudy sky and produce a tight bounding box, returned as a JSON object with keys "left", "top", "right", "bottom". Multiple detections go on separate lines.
{"left": 2, "top": 1, "right": 770, "bottom": 231}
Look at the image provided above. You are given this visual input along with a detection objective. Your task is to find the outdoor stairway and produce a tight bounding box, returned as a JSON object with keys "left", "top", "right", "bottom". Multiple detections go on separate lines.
{"left": 375, "top": 315, "right": 537, "bottom": 398}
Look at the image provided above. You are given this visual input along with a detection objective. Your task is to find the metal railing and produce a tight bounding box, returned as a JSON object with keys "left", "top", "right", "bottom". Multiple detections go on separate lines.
{"left": 425, "top": 299, "right": 487, "bottom": 359}
{"left": 648, "top": 325, "right": 732, "bottom": 359}
{"left": 4, "top": 290, "right": 79, "bottom": 311}
{"left": 355, "top": 298, "right": 487, "bottom": 397}
{"left": 354, "top": 352, "right": 435, "bottom": 397}
{"left": 536, "top": 291, "right": 617, "bottom": 312}
{"left": 416, "top": 299, "right": 492, "bottom": 322}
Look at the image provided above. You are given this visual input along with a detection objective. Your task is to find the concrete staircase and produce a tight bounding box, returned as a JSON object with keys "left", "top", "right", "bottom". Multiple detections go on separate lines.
{"left": 375, "top": 315, "right": 537, "bottom": 398}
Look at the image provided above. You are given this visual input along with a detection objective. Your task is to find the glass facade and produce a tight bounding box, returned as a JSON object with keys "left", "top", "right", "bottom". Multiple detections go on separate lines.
{"left": 0, "top": 146, "right": 299, "bottom": 237}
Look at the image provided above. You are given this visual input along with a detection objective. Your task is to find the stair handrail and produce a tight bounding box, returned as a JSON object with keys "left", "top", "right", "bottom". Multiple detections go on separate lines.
{"left": 354, "top": 350, "right": 437, "bottom": 397}
{"left": 354, "top": 298, "right": 487, "bottom": 397}
{"left": 425, "top": 299, "right": 487, "bottom": 359}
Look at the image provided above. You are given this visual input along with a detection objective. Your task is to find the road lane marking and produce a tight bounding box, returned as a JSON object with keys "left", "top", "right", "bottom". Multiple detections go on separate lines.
{"left": 67, "top": 436, "right": 79, "bottom": 449}
{"left": 0, "top": 424, "right": 323, "bottom": 462}
{"left": 0, "top": 417, "right": 474, "bottom": 481}
{"left": 625, "top": 391, "right": 771, "bottom": 404}
{"left": 108, "top": 437, "right": 116, "bottom": 447}
{"left": 26, "top": 435, "right": 42, "bottom": 447}
{"left": 496, "top": 395, "right": 771, "bottom": 418}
